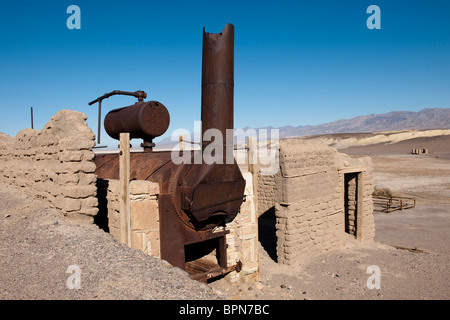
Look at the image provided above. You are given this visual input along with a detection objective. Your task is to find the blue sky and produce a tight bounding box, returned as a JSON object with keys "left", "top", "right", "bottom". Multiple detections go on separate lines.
{"left": 1, "top": 0, "right": 449, "bottom": 147}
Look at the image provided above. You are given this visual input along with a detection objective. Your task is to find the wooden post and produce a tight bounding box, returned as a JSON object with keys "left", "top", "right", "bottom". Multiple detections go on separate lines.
{"left": 247, "top": 136, "right": 258, "bottom": 216}
{"left": 246, "top": 136, "right": 260, "bottom": 281}
{"left": 30, "top": 107, "right": 34, "bottom": 129}
{"left": 119, "top": 132, "right": 131, "bottom": 246}
{"left": 179, "top": 134, "right": 185, "bottom": 151}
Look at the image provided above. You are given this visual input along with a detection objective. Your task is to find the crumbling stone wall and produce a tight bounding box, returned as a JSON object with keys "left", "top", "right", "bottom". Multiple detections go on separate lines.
{"left": 0, "top": 110, "right": 98, "bottom": 219}
{"left": 257, "top": 169, "right": 281, "bottom": 217}
{"left": 226, "top": 171, "right": 259, "bottom": 282}
{"left": 257, "top": 138, "right": 375, "bottom": 265}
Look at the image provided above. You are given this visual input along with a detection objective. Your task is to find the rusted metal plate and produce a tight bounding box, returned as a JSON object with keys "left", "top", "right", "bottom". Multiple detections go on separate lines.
{"left": 171, "top": 161, "right": 245, "bottom": 226}
{"left": 95, "top": 151, "right": 174, "bottom": 183}
{"left": 95, "top": 151, "right": 245, "bottom": 231}
{"left": 186, "top": 258, "right": 242, "bottom": 282}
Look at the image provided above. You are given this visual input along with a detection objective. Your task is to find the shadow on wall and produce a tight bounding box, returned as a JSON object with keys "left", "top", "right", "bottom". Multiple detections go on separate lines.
{"left": 95, "top": 179, "right": 110, "bottom": 233}
{"left": 258, "top": 207, "right": 277, "bottom": 263}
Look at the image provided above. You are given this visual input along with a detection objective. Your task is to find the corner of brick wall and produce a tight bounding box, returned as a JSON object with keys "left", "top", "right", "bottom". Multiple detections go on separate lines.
{"left": 225, "top": 171, "right": 259, "bottom": 283}
{"left": 357, "top": 156, "right": 376, "bottom": 241}
{"left": 262, "top": 138, "right": 375, "bottom": 265}
{"left": 0, "top": 109, "right": 98, "bottom": 220}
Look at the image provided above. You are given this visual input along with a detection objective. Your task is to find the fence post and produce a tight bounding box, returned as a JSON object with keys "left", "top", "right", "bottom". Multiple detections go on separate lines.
{"left": 247, "top": 136, "right": 258, "bottom": 215}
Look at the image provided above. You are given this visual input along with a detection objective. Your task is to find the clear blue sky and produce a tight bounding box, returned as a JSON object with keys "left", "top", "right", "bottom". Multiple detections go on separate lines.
{"left": 1, "top": 0, "right": 449, "bottom": 147}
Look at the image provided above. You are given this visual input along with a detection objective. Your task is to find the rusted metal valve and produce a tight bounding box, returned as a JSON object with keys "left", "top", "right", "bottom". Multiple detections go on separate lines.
{"left": 89, "top": 90, "right": 148, "bottom": 144}
{"left": 89, "top": 90, "right": 147, "bottom": 105}
{"left": 89, "top": 90, "right": 170, "bottom": 152}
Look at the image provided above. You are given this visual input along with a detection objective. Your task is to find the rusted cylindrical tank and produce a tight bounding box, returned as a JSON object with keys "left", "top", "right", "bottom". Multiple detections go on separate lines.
{"left": 104, "top": 100, "right": 170, "bottom": 142}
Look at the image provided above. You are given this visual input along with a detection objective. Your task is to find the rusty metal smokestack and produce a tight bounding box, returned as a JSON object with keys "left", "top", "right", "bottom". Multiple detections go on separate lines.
{"left": 93, "top": 24, "right": 246, "bottom": 281}
{"left": 201, "top": 23, "right": 234, "bottom": 149}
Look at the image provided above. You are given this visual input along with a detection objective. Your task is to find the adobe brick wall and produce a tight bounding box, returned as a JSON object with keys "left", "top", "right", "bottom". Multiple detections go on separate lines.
{"left": 257, "top": 169, "right": 281, "bottom": 217}
{"left": 0, "top": 110, "right": 98, "bottom": 219}
{"left": 257, "top": 138, "right": 375, "bottom": 265}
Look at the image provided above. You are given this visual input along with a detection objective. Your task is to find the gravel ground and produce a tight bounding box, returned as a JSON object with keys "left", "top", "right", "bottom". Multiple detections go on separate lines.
{"left": 0, "top": 182, "right": 221, "bottom": 300}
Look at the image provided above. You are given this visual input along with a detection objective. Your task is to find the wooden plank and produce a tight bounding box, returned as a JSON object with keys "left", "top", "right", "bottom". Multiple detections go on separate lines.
{"left": 119, "top": 132, "right": 131, "bottom": 246}
{"left": 390, "top": 245, "right": 427, "bottom": 254}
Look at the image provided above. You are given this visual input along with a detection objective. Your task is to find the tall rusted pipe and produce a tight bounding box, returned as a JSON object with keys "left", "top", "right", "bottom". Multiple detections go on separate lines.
{"left": 201, "top": 23, "right": 234, "bottom": 149}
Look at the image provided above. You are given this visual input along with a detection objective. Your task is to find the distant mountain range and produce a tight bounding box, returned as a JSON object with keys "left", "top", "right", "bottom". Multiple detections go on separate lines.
{"left": 155, "top": 108, "right": 450, "bottom": 147}
{"left": 255, "top": 108, "right": 450, "bottom": 139}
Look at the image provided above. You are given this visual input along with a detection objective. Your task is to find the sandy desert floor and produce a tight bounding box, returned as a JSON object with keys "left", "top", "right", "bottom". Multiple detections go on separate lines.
{"left": 210, "top": 134, "right": 450, "bottom": 300}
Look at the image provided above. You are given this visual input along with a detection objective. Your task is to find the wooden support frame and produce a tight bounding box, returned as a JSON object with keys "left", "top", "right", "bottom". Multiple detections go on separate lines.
{"left": 373, "top": 195, "right": 416, "bottom": 213}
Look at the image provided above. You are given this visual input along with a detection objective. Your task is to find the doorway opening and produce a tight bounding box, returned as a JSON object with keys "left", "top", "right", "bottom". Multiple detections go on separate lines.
{"left": 344, "top": 172, "right": 360, "bottom": 238}
{"left": 258, "top": 207, "right": 277, "bottom": 262}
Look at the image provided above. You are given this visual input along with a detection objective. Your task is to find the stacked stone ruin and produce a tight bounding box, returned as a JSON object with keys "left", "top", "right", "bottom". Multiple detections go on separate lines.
{"left": 257, "top": 139, "right": 375, "bottom": 265}
{"left": 411, "top": 148, "right": 429, "bottom": 155}
{"left": 0, "top": 110, "right": 98, "bottom": 219}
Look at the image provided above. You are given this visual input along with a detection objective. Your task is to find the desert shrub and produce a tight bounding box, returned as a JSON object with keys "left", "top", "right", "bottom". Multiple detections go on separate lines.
{"left": 373, "top": 186, "right": 394, "bottom": 198}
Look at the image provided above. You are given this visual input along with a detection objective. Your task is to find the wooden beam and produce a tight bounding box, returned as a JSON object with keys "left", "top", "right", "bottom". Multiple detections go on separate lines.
{"left": 119, "top": 132, "right": 131, "bottom": 246}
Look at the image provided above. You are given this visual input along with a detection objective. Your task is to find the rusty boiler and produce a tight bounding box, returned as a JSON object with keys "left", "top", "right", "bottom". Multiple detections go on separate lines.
{"left": 93, "top": 24, "right": 246, "bottom": 282}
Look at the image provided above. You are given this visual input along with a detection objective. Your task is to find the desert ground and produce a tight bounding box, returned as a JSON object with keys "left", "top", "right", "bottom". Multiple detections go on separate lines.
{"left": 210, "top": 132, "right": 450, "bottom": 299}
{"left": 1, "top": 131, "right": 449, "bottom": 300}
